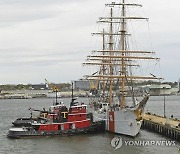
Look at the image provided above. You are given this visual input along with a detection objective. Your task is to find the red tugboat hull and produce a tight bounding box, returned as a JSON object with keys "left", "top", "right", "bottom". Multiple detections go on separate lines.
{"left": 7, "top": 120, "right": 105, "bottom": 138}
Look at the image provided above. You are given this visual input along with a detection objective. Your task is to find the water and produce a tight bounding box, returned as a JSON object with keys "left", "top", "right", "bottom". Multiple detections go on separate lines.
{"left": 0, "top": 96, "right": 179, "bottom": 154}
{"left": 146, "top": 96, "right": 180, "bottom": 119}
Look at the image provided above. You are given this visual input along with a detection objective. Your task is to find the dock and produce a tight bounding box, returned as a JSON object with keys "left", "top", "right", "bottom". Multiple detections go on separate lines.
{"left": 142, "top": 112, "right": 180, "bottom": 142}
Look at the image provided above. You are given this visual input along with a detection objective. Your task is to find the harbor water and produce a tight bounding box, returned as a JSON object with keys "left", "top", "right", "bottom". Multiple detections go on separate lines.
{"left": 0, "top": 96, "right": 179, "bottom": 154}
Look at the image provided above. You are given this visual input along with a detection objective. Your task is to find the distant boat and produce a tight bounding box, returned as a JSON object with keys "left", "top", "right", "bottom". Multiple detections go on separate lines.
{"left": 47, "top": 91, "right": 61, "bottom": 98}
{"left": 83, "top": 0, "right": 162, "bottom": 136}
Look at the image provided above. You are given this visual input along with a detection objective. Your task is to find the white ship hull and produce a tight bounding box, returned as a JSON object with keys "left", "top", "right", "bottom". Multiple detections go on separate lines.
{"left": 106, "top": 109, "right": 142, "bottom": 137}
{"left": 93, "top": 109, "right": 142, "bottom": 137}
{"left": 92, "top": 95, "right": 149, "bottom": 137}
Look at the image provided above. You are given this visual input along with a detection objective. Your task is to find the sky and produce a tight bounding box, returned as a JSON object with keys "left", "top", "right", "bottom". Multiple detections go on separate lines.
{"left": 0, "top": 0, "right": 179, "bottom": 84}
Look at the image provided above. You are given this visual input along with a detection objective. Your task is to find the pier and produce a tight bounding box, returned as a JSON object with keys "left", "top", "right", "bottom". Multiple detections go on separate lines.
{"left": 0, "top": 90, "right": 89, "bottom": 99}
{"left": 142, "top": 113, "right": 180, "bottom": 142}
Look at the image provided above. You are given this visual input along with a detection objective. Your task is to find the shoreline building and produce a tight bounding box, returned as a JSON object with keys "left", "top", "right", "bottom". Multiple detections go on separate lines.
{"left": 147, "top": 84, "right": 171, "bottom": 96}
{"left": 178, "top": 79, "right": 180, "bottom": 92}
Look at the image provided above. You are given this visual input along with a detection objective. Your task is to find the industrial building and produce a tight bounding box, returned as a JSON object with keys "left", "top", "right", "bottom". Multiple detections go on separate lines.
{"left": 73, "top": 80, "right": 90, "bottom": 90}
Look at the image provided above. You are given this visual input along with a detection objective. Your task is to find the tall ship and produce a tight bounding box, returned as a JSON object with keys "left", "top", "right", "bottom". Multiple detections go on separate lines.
{"left": 83, "top": 0, "right": 162, "bottom": 136}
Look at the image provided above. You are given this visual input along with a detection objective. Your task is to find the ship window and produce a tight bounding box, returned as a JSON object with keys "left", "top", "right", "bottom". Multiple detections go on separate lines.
{"left": 61, "top": 125, "right": 64, "bottom": 130}
{"left": 58, "top": 125, "right": 61, "bottom": 130}
{"left": 71, "top": 123, "right": 75, "bottom": 129}
{"left": 69, "top": 124, "right": 72, "bottom": 129}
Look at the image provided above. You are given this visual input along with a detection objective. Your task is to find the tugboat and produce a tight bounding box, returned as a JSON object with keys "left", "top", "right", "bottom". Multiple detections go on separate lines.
{"left": 8, "top": 83, "right": 105, "bottom": 138}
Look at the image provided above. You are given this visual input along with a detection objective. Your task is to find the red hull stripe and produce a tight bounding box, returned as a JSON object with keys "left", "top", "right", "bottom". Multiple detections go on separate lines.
{"left": 109, "top": 112, "right": 115, "bottom": 132}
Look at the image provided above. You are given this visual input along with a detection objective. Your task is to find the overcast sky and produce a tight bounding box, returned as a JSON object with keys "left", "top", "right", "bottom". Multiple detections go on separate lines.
{"left": 0, "top": 0, "right": 179, "bottom": 84}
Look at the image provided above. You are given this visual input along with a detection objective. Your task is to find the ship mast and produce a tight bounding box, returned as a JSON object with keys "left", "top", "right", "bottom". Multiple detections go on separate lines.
{"left": 102, "top": 29, "right": 106, "bottom": 103}
{"left": 109, "top": 8, "right": 113, "bottom": 106}
{"left": 121, "top": 0, "right": 126, "bottom": 108}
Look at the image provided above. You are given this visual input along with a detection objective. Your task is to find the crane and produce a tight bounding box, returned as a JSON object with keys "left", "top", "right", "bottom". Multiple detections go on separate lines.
{"left": 45, "top": 79, "right": 60, "bottom": 92}
{"left": 45, "top": 79, "right": 61, "bottom": 105}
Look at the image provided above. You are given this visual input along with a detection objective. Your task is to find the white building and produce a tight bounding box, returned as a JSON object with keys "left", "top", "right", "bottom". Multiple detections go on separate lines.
{"left": 178, "top": 79, "right": 180, "bottom": 92}
{"left": 148, "top": 84, "right": 171, "bottom": 96}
